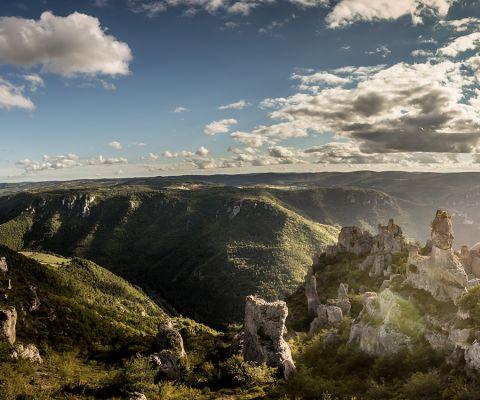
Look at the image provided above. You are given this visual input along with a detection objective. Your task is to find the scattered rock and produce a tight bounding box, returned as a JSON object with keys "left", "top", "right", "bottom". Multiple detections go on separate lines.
{"left": 0, "top": 307, "right": 16, "bottom": 345}
{"left": 243, "top": 295, "right": 295, "bottom": 379}
{"left": 12, "top": 343, "right": 42, "bottom": 363}
{"left": 128, "top": 392, "right": 147, "bottom": 400}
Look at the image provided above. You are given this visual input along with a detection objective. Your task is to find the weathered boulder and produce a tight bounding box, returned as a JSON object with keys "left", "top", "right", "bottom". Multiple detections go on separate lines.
{"left": 243, "top": 296, "right": 295, "bottom": 379}
{"left": 12, "top": 343, "right": 42, "bottom": 363}
{"left": 305, "top": 265, "right": 320, "bottom": 316}
{"left": 0, "top": 307, "right": 16, "bottom": 345}
{"left": 156, "top": 320, "right": 186, "bottom": 358}
{"left": 310, "top": 305, "right": 343, "bottom": 334}
{"left": 0, "top": 257, "right": 7, "bottom": 273}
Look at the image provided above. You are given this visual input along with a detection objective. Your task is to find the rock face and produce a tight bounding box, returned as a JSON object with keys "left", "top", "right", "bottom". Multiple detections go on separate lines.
{"left": 407, "top": 210, "right": 468, "bottom": 304}
{"left": 243, "top": 296, "right": 295, "bottom": 379}
{"left": 0, "top": 307, "right": 16, "bottom": 345}
{"left": 305, "top": 265, "right": 320, "bottom": 316}
{"left": 331, "top": 227, "right": 373, "bottom": 256}
{"left": 349, "top": 289, "right": 421, "bottom": 356}
{"left": 336, "top": 283, "right": 351, "bottom": 315}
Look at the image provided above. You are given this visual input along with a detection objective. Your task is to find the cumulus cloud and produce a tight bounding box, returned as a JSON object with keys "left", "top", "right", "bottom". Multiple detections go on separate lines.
{"left": 440, "top": 17, "right": 480, "bottom": 32}
{"left": 15, "top": 154, "right": 81, "bottom": 173}
{"left": 108, "top": 141, "right": 123, "bottom": 150}
{"left": 218, "top": 100, "right": 251, "bottom": 110}
{"left": 0, "top": 12, "right": 132, "bottom": 77}
{"left": 204, "top": 118, "right": 237, "bottom": 135}
{"left": 88, "top": 155, "right": 128, "bottom": 165}
{"left": 162, "top": 147, "right": 210, "bottom": 158}
{"left": 325, "top": 0, "right": 455, "bottom": 29}
{"left": 437, "top": 32, "right": 480, "bottom": 57}
{"left": 249, "top": 60, "right": 480, "bottom": 154}
{"left": 0, "top": 78, "right": 35, "bottom": 111}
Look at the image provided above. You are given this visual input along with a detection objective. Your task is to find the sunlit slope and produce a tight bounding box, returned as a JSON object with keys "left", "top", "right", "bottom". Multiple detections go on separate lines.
{"left": 0, "top": 186, "right": 340, "bottom": 326}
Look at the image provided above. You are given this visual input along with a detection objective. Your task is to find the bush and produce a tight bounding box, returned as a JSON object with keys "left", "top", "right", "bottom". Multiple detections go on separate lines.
{"left": 219, "top": 354, "right": 276, "bottom": 388}
{"left": 401, "top": 371, "right": 443, "bottom": 400}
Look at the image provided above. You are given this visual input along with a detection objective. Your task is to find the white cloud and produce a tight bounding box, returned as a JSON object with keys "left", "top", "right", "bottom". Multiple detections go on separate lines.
{"left": 366, "top": 45, "right": 391, "bottom": 58}
{"left": 147, "top": 152, "right": 159, "bottom": 160}
{"left": 173, "top": 106, "right": 190, "bottom": 113}
{"left": 89, "top": 155, "right": 128, "bottom": 165}
{"left": 437, "top": 32, "right": 480, "bottom": 57}
{"left": 218, "top": 100, "right": 251, "bottom": 110}
{"left": 15, "top": 154, "right": 81, "bottom": 173}
{"left": 326, "top": 0, "right": 455, "bottom": 29}
{"left": 0, "top": 78, "right": 35, "bottom": 111}
{"left": 195, "top": 146, "right": 210, "bottom": 157}
{"left": 23, "top": 74, "right": 45, "bottom": 92}
{"left": 162, "top": 146, "right": 210, "bottom": 158}
{"left": 250, "top": 60, "right": 480, "bottom": 154}
{"left": 204, "top": 118, "right": 238, "bottom": 135}
{"left": 108, "top": 141, "right": 123, "bottom": 150}
{"left": 0, "top": 12, "right": 132, "bottom": 77}
{"left": 440, "top": 17, "right": 480, "bottom": 32}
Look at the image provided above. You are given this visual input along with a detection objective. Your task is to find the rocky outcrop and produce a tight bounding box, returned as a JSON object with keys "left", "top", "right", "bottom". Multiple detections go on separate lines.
{"left": 156, "top": 320, "right": 186, "bottom": 359}
{"left": 151, "top": 320, "right": 187, "bottom": 379}
{"left": 458, "top": 245, "right": 480, "bottom": 278}
{"left": 406, "top": 210, "right": 468, "bottom": 304}
{"left": 0, "top": 307, "right": 16, "bottom": 345}
{"left": 327, "top": 227, "right": 373, "bottom": 256}
{"left": 431, "top": 210, "right": 454, "bottom": 250}
{"left": 243, "top": 296, "right": 295, "bottom": 379}
{"left": 310, "top": 305, "right": 343, "bottom": 334}
{"left": 360, "top": 219, "right": 406, "bottom": 278}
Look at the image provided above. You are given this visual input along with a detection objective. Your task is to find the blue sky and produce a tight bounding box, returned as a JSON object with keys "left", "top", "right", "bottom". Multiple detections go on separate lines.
{"left": 1, "top": 0, "right": 480, "bottom": 181}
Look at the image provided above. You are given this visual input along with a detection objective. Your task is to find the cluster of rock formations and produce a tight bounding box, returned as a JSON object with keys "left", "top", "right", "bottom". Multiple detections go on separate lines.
{"left": 243, "top": 295, "right": 295, "bottom": 379}
{"left": 302, "top": 210, "right": 480, "bottom": 372}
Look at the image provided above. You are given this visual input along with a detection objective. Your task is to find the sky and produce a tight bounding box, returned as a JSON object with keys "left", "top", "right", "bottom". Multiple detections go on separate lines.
{"left": 1, "top": 0, "right": 480, "bottom": 181}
